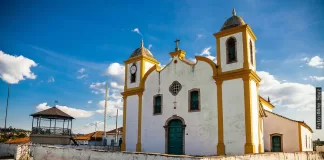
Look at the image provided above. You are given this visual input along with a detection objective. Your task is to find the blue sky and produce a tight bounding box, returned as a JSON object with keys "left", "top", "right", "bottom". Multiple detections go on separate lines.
{"left": 0, "top": 0, "right": 323, "bottom": 138}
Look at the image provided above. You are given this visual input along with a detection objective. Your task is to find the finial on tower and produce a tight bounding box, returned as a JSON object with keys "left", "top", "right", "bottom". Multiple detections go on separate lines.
{"left": 141, "top": 39, "right": 144, "bottom": 47}
{"left": 267, "top": 96, "right": 271, "bottom": 102}
{"left": 174, "top": 39, "right": 180, "bottom": 51}
{"left": 232, "top": 8, "right": 236, "bottom": 16}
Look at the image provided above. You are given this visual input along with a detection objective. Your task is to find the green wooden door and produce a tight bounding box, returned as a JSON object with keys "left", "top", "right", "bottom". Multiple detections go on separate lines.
{"left": 272, "top": 136, "right": 282, "bottom": 152}
{"left": 168, "top": 119, "right": 183, "bottom": 155}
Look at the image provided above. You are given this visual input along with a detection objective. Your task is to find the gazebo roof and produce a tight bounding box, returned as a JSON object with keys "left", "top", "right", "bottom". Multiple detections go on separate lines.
{"left": 30, "top": 107, "right": 74, "bottom": 119}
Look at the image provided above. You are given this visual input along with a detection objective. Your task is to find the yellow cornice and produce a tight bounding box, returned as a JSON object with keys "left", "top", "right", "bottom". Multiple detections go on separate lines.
{"left": 214, "top": 69, "right": 260, "bottom": 83}
{"left": 259, "top": 96, "right": 275, "bottom": 109}
{"left": 214, "top": 24, "right": 257, "bottom": 41}
{"left": 124, "top": 55, "right": 160, "bottom": 65}
{"left": 169, "top": 50, "right": 186, "bottom": 60}
{"left": 121, "top": 87, "right": 144, "bottom": 97}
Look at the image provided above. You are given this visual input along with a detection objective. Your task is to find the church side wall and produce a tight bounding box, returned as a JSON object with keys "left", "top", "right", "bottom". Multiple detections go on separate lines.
{"left": 127, "top": 61, "right": 141, "bottom": 89}
{"left": 300, "top": 125, "right": 313, "bottom": 151}
{"left": 263, "top": 112, "right": 299, "bottom": 152}
{"left": 222, "top": 78, "right": 245, "bottom": 155}
{"left": 126, "top": 95, "right": 139, "bottom": 152}
{"left": 220, "top": 32, "right": 244, "bottom": 72}
{"left": 141, "top": 57, "right": 218, "bottom": 156}
{"left": 250, "top": 80, "right": 259, "bottom": 153}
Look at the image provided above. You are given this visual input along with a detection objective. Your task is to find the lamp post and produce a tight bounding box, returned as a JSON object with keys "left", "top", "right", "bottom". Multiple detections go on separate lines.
{"left": 4, "top": 84, "right": 10, "bottom": 134}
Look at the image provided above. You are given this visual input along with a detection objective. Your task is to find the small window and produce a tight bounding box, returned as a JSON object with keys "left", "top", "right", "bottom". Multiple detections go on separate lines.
{"left": 189, "top": 89, "right": 200, "bottom": 112}
{"left": 250, "top": 40, "right": 253, "bottom": 65}
{"left": 226, "top": 37, "right": 237, "bottom": 64}
{"left": 131, "top": 74, "right": 136, "bottom": 83}
{"left": 153, "top": 95, "right": 162, "bottom": 115}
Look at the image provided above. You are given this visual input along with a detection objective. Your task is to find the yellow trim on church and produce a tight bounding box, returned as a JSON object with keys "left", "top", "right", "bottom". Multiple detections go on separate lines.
{"left": 216, "top": 80, "right": 225, "bottom": 155}
{"left": 259, "top": 96, "right": 275, "bottom": 110}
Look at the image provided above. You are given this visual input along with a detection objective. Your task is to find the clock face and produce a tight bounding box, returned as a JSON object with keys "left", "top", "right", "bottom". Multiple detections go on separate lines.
{"left": 130, "top": 64, "right": 137, "bottom": 74}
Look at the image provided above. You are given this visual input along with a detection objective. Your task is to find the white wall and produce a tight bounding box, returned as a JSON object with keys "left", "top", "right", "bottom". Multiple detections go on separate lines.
{"left": 126, "top": 61, "right": 141, "bottom": 89}
{"left": 32, "top": 145, "right": 324, "bottom": 160}
{"left": 300, "top": 125, "right": 313, "bottom": 151}
{"left": 263, "top": 111, "right": 299, "bottom": 152}
{"left": 220, "top": 32, "right": 244, "bottom": 72}
{"left": 126, "top": 95, "right": 139, "bottom": 151}
{"left": 250, "top": 80, "right": 259, "bottom": 153}
{"left": 222, "top": 78, "right": 245, "bottom": 155}
{"left": 144, "top": 61, "right": 154, "bottom": 73}
{"left": 141, "top": 56, "right": 218, "bottom": 156}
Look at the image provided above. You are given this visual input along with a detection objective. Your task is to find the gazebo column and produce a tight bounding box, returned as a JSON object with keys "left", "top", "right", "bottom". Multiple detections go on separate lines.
{"left": 32, "top": 117, "right": 34, "bottom": 129}
{"left": 70, "top": 119, "right": 73, "bottom": 136}
{"left": 63, "top": 119, "right": 65, "bottom": 135}
{"left": 38, "top": 117, "right": 41, "bottom": 134}
{"left": 54, "top": 119, "right": 56, "bottom": 135}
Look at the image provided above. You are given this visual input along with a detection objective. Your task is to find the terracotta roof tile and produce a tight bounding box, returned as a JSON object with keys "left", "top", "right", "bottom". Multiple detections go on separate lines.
{"left": 5, "top": 137, "right": 30, "bottom": 144}
{"left": 30, "top": 107, "right": 74, "bottom": 119}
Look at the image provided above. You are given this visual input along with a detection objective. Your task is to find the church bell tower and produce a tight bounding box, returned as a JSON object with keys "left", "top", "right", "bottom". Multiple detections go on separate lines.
{"left": 214, "top": 9, "right": 262, "bottom": 155}
{"left": 121, "top": 40, "right": 160, "bottom": 152}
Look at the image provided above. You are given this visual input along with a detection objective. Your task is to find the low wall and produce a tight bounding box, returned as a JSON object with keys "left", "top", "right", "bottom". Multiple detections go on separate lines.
{"left": 0, "top": 143, "right": 32, "bottom": 160}
{"left": 33, "top": 145, "right": 324, "bottom": 160}
{"left": 317, "top": 146, "right": 324, "bottom": 152}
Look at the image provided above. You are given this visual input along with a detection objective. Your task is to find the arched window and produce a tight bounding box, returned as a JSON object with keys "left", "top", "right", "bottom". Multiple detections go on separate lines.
{"left": 188, "top": 89, "right": 200, "bottom": 112}
{"left": 226, "top": 37, "right": 237, "bottom": 64}
{"left": 153, "top": 95, "right": 162, "bottom": 115}
{"left": 250, "top": 40, "right": 254, "bottom": 65}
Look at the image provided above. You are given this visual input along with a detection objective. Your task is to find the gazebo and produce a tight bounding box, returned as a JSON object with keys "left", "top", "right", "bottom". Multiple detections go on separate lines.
{"left": 30, "top": 106, "right": 74, "bottom": 145}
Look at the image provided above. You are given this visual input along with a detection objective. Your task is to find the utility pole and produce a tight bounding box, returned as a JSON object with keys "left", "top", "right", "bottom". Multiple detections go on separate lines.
{"left": 103, "top": 82, "right": 108, "bottom": 145}
{"left": 4, "top": 84, "right": 10, "bottom": 132}
{"left": 115, "top": 109, "right": 118, "bottom": 145}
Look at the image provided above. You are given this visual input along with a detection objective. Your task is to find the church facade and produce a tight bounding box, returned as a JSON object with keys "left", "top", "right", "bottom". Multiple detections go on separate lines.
{"left": 120, "top": 9, "right": 313, "bottom": 156}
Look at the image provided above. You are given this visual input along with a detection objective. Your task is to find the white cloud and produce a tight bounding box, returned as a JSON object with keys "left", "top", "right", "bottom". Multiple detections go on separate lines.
{"left": 304, "top": 56, "right": 324, "bottom": 68}
{"left": 148, "top": 44, "right": 153, "bottom": 50}
{"left": 105, "top": 63, "right": 125, "bottom": 81}
{"left": 35, "top": 103, "right": 94, "bottom": 118}
{"left": 77, "top": 74, "right": 88, "bottom": 79}
{"left": 96, "top": 98, "right": 123, "bottom": 117}
{"left": 131, "top": 28, "right": 142, "bottom": 36}
{"left": 90, "top": 81, "right": 106, "bottom": 94}
{"left": 110, "top": 81, "right": 124, "bottom": 90}
{"left": 197, "top": 34, "right": 203, "bottom": 39}
{"left": 78, "top": 68, "right": 85, "bottom": 73}
{"left": 309, "top": 76, "right": 324, "bottom": 81}
{"left": 47, "top": 76, "right": 55, "bottom": 83}
{"left": 88, "top": 100, "right": 92, "bottom": 104}
{"left": 191, "top": 46, "right": 216, "bottom": 63}
{"left": 0, "top": 50, "right": 37, "bottom": 84}
{"left": 258, "top": 71, "right": 322, "bottom": 111}
{"left": 84, "top": 121, "right": 104, "bottom": 128}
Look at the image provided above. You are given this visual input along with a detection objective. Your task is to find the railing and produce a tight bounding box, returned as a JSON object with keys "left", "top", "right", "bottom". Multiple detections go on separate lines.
{"left": 32, "top": 127, "right": 71, "bottom": 136}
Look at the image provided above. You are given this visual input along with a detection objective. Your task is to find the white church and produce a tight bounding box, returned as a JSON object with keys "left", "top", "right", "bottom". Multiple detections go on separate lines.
{"left": 120, "top": 9, "right": 313, "bottom": 156}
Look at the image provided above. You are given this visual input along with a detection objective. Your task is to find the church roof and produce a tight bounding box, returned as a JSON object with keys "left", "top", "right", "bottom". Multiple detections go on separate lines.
{"left": 129, "top": 40, "right": 154, "bottom": 58}
{"left": 220, "top": 9, "right": 246, "bottom": 31}
{"left": 30, "top": 106, "right": 74, "bottom": 119}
